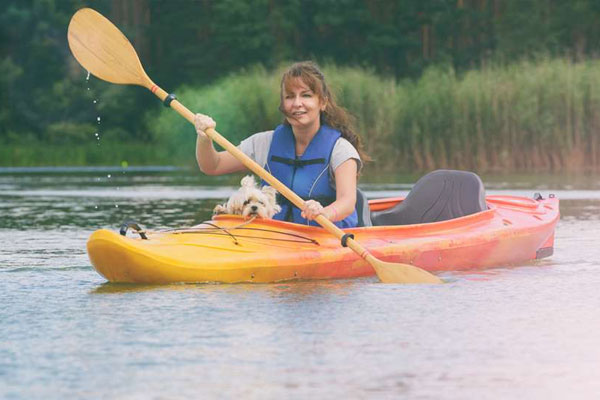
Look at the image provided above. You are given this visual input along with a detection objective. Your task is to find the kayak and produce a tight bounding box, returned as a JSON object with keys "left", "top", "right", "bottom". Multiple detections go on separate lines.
{"left": 87, "top": 176, "right": 559, "bottom": 284}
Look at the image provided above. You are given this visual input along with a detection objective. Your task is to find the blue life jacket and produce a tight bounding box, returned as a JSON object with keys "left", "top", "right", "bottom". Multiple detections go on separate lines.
{"left": 261, "top": 124, "right": 358, "bottom": 228}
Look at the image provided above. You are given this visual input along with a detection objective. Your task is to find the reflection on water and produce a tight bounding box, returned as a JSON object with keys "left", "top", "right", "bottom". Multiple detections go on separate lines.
{"left": 1, "top": 167, "right": 599, "bottom": 231}
{"left": 0, "top": 194, "right": 216, "bottom": 230}
{"left": 1, "top": 168, "right": 600, "bottom": 399}
{"left": 90, "top": 278, "right": 366, "bottom": 297}
{"left": 558, "top": 199, "right": 600, "bottom": 220}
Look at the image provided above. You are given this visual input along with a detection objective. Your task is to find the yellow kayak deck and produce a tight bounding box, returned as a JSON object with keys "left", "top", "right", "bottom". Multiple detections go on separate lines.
{"left": 87, "top": 195, "right": 559, "bottom": 284}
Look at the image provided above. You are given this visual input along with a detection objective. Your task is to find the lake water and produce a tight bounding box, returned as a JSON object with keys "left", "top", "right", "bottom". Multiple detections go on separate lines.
{"left": 1, "top": 168, "right": 599, "bottom": 399}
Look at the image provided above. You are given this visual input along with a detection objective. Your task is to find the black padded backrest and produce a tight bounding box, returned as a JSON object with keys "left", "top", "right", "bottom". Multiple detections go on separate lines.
{"left": 371, "top": 169, "right": 487, "bottom": 226}
{"left": 356, "top": 188, "right": 372, "bottom": 227}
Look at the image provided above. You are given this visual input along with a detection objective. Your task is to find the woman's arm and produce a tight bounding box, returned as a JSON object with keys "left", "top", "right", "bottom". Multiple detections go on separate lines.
{"left": 195, "top": 114, "right": 247, "bottom": 175}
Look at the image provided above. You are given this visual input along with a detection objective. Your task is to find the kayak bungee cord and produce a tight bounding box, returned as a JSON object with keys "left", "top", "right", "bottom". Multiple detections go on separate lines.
{"left": 119, "top": 217, "right": 320, "bottom": 245}
{"left": 177, "top": 218, "right": 267, "bottom": 246}
{"left": 165, "top": 221, "right": 320, "bottom": 246}
{"left": 181, "top": 221, "right": 241, "bottom": 245}
{"left": 173, "top": 228, "right": 320, "bottom": 245}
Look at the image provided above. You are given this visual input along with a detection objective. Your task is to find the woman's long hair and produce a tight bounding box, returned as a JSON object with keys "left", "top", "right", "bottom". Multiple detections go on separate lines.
{"left": 279, "top": 61, "right": 371, "bottom": 165}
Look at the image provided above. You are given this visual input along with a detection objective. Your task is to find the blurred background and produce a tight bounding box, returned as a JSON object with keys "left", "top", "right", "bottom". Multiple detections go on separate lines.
{"left": 2, "top": 0, "right": 600, "bottom": 173}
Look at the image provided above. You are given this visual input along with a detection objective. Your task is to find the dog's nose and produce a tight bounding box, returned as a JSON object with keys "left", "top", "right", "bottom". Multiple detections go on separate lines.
{"left": 251, "top": 205, "right": 258, "bottom": 211}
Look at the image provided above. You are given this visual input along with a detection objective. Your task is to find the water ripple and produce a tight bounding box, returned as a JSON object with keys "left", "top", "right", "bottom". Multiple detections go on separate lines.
{"left": 1, "top": 171, "right": 600, "bottom": 399}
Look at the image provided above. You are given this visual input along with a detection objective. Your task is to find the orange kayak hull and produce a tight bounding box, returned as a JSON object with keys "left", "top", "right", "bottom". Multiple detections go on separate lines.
{"left": 87, "top": 195, "right": 559, "bottom": 283}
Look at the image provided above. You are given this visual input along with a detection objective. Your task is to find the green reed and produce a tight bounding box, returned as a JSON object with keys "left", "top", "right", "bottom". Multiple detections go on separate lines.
{"left": 148, "top": 57, "right": 600, "bottom": 172}
{"left": 0, "top": 142, "right": 169, "bottom": 166}
{"left": 148, "top": 65, "right": 281, "bottom": 163}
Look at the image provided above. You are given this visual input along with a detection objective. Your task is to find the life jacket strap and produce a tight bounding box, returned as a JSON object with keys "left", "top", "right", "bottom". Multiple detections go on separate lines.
{"left": 270, "top": 155, "right": 326, "bottom": 167}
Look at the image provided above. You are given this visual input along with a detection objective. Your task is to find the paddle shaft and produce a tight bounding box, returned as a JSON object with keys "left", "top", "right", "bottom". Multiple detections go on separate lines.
{"left": 149, "top": 85, "right": 374, "bottom": 261}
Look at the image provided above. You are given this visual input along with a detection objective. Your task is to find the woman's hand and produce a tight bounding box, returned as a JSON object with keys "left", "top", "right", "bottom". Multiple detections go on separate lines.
{"left": 194, "top": 113, "right": 216, "bottom": 142}
{"left": 301, "top": 199, "right": 324, "bottom": 221}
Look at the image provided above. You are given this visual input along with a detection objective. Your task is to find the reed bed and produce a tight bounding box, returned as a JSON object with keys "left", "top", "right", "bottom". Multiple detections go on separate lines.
{"left": 149, "top": 58, "right": 600, "bottom": 172}
{"left": 0, "top": 143, "right": 168, "bottom": 166}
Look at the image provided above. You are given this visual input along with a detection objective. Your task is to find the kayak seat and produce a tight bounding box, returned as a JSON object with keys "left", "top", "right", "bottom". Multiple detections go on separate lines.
{"left": 370, "top": 169, "right": 487, "bottom": 226}
{"left": 356, "top": 188, "right": 372, "bottom": 227}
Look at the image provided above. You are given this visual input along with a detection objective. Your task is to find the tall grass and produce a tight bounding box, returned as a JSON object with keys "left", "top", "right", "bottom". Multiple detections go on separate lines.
{"left": 147, "top": 65, "right": 282, "bottom": 164}
{"left": 0, "top": 142, "right": 170, "bottom": 166}
{"left": 147, "top": 58, "right": 600, "bottom": 172}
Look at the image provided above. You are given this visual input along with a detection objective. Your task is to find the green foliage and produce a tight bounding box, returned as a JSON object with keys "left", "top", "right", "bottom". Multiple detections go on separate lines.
{"left": 147, "top": 59, "right": 600, "bottom": 172}
{"left": 148, "top": 65, "right": 282, "bottom": 161}
{"left": 0, "top": 142, "right": 169, "bottom": 167}
{"left": 4, "top": 0, "right": 600, "bottom": 171}
{"left": 45, "top": 121, "right": 95, "bottom": 144}
{"left": 392, "top": 57, "right": 600, "bottom": 171}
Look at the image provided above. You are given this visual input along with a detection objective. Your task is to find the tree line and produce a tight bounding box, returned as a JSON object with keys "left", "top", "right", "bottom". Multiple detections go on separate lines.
{"left": 2, "top": 0, "right": 600, "bottom": 168}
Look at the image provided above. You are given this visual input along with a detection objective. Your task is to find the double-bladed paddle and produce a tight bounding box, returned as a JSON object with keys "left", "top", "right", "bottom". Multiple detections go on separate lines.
{"left": 67, "top": 8, "right": 442, "bottom": 284}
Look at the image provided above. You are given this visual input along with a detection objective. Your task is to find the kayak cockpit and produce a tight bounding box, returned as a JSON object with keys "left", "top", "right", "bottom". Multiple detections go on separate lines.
{"left": 364, "top": 169, "right": 487, "bottom": 227}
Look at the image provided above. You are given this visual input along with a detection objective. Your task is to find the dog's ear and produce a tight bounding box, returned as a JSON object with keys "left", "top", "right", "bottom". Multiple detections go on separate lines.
{"left": 261, "top": 185, "right": 277, "bottom": 199}
{"left": 262, "top": 185, "right": 281, "bottom": 214}
{"left": 241, "top": 175, "right": 257, "bottom": 188}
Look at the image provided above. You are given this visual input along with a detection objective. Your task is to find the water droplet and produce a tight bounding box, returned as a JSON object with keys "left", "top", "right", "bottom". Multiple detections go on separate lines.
{"left": 97, "top": 116, "right": 101, "bottom": 123}
{"left": 94, "top": 132, "right": 99, "bottom": 137}
{"left": 93, "top": 99, "right": 97, "bottom": 104}
{"left": 94, "top": 205, "right": 98, "bottom": 209}
{"left": 115, "top": 204, "right": 119, "bottom": 208}
{"left": 107, "top": 174, "right": 111, "bottom": 178}
{"left": 86, "top": 70, "right": 90, "bottom": 81}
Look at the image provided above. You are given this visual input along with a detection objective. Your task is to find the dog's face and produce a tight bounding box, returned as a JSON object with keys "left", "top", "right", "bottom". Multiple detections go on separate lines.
{"left": 215, "top": 175, "right": 281, "bottom": 219}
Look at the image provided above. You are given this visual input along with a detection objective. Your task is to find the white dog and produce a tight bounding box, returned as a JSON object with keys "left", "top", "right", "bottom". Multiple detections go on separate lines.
{"left": 213, "top": 175, "right": 281, "bottom": 219}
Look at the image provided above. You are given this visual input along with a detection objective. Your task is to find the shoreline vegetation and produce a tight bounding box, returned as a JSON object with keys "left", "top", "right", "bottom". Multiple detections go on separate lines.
{"left": 4, "top": 57, "right": 600, "bottom": 172}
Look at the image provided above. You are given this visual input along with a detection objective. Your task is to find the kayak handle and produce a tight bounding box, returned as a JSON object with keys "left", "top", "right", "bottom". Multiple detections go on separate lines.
{"left": 119, "top": 220, "right": 148, "bottom": 240}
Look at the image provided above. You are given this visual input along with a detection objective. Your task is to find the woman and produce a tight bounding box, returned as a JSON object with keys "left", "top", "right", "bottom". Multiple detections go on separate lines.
{"left": 194, "top": 61, "right": 369, "bottom": 228}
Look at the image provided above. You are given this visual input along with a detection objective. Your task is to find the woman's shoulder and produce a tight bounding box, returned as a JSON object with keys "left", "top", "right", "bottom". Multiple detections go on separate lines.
{"left": 334, "top": 137, "right": 359, "bottom": 156}
{"left": 249, "top": 129, "right": 275, "bottom": 140}
{"left": 332, "top": 137, "right": 362, "bottom": 171}
{"left": 238, "top": 130, "right": 275, "bottom": 167}
{"left": 240, "top": 130, "right": 274, "bottom": 147}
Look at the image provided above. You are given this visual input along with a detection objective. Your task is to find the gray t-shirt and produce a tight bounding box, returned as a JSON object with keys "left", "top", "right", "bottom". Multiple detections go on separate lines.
{"left": 238, "top": 130, "right": 361, "bottom": 186}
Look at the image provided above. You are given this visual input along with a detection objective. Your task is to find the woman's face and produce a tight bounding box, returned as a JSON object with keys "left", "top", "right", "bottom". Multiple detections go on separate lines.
{"left": 281, "top": 78, "right": 326, "bottom": 133}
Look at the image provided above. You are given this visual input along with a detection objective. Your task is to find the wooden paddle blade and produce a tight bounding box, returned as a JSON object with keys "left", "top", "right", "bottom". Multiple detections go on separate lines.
{"left": 370, "top": 258, "right": 443, "bottom": 284}
{"left": 68, "top": 8, "right": 152, "bottom": 88}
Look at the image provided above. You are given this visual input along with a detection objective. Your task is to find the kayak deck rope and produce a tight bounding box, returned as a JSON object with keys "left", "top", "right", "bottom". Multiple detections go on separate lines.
{"left": 193, "top": 221, "right": 240, "bottom": 245}
{"left": 162, "top": 218, "right": 319, "bottom": 246}
{"left": 166, "top": 218, "right": 257, "bottom": 245}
